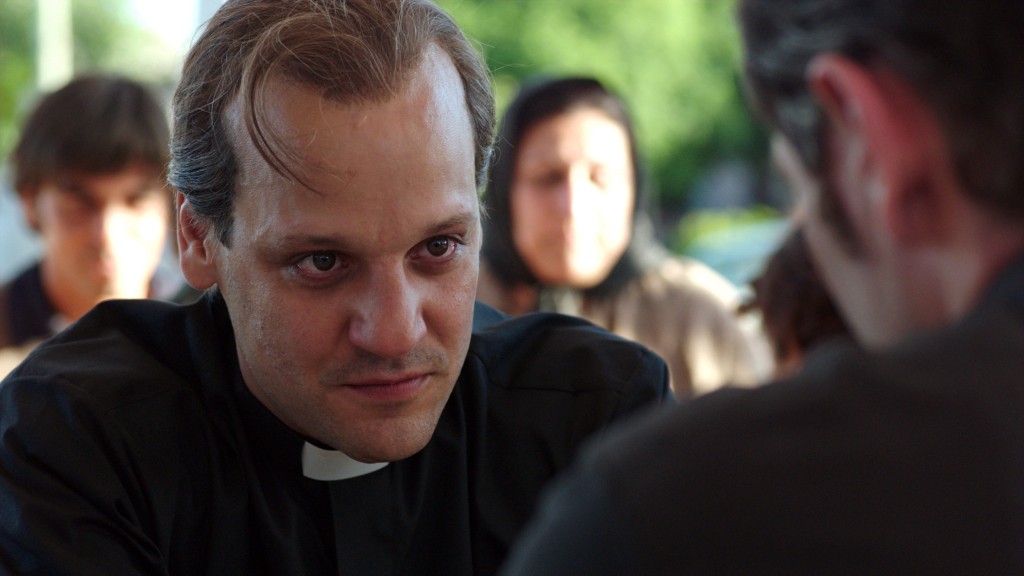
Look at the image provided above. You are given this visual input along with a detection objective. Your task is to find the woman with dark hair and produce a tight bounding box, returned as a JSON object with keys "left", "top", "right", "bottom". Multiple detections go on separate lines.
{"left": 478, "top": 76, "right": 771, "bottom": 398}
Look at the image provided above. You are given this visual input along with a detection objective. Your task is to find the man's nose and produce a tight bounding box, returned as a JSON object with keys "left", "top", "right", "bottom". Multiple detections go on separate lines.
{"left": 347, "top": 266, "right": 428, "bottom": 359}
{"left": 92, "top": 205, "right": 131, "bottom": 249}
{"left": 557, "top": 166, "right": 593, "bottom": 218}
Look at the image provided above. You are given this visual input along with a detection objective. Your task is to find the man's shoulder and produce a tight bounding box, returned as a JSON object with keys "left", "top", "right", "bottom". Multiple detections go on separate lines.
{"left": 471, "top": 299, "right": 508, "bottom": 331}
{"left": 574, "top": 320, "right": 1024, "bottom": 563}
{"left": 593, "top": 322, "right": 1021, "bottom": 478}
{"left": 467, "top": 310, "right": 669, "bottom": 398}
{"left": 5, "top": 296, "right": 222, "bottom": 411}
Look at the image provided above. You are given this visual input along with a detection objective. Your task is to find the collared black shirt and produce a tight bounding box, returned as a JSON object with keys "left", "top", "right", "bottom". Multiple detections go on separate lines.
{"left": 0, "top": 295, "right": 669, "bottom": 575}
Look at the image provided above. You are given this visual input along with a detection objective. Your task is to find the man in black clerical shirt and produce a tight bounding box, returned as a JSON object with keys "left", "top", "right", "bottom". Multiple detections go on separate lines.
{"left": 499, "top": 0, "right": 1024, "bottom": 574}
{"left": 0, "top": 1, "right": 669, "bottom": 574}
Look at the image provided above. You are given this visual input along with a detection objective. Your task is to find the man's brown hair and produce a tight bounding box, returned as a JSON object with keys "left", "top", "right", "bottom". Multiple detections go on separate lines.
{"left": 12, "top": 74, "right": 169, "bottom": 199}
{"left": 168, "top": 0, "right": 495, "bottom": 246}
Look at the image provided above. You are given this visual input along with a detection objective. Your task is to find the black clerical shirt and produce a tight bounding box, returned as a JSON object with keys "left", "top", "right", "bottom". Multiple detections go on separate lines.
{"left": 0, "top": 294, "right": 669, "bottom": 575}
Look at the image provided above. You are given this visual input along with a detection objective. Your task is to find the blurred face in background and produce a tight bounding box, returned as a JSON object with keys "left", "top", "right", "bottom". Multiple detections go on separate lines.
{"left": 510, "top": 107, "right": 634, "bottom": 288}
{"left": 20, "top": 163, "right": 169, "bottom": 320}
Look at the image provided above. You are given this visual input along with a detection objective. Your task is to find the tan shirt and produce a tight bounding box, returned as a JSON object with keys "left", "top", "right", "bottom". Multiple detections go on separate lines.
{"left": 477, "top": 257, "right": 773, "bottom": 399}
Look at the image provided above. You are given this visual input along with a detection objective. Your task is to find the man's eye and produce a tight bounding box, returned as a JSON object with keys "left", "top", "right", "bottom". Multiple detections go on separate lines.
{"left": 127, "top": 191, "right": 162, "bottom": 210}
{"left": 311, "top": 252, "right": 336, "bottom": 271}
{"left": 293, "top": 251, "right": 348, "bottom": 282}
{"left": 536, "top": 172, "right": 563, "bottom": 188}
{"left": 426, "top": 237, "right": 451, "bottom": 257}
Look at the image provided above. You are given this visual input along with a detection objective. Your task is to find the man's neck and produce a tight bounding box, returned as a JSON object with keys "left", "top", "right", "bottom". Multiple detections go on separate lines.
{"left": 942, "top": 214, "right": 1024, "bottom": 322}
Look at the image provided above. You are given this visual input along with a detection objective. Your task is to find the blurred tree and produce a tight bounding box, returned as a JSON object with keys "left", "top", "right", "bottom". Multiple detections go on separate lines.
{"left": 2, "top": 0, "right": 771, "bottom": 216}
{"left": 0, "top": 0, "right": 174, "bottom": 163}
{"left": 438, "top": 0, "right": 769, "bottom": 212}
{"left": 0, "top": 0, "right": 35, "bottom": 160}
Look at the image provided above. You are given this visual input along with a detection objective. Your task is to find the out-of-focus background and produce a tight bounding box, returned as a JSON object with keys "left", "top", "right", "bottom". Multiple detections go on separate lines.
{"left": 0, "top": 0, "right": 791, "bottom": 287}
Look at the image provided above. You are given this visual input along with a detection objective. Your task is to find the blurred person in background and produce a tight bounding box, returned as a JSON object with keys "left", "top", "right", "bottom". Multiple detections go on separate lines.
{"left": 0, "top": 74, "right": 171, "bottom": 373}
{"left": 477, "top": 76, "right": 772, "bottom": 399}
{"left": 739, "top": 226, "right": 850, "bottom": 376}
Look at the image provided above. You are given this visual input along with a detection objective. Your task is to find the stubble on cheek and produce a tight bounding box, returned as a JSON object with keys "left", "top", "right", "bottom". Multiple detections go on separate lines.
{"left": 227, "top": 272, "right": 305, "bottom": 401}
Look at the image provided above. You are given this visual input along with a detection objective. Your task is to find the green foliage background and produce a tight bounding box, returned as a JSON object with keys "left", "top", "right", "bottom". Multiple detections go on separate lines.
{"left": 437, "top": 0, "right": 769, "bottom": 211}
{"left": 0, "top": 0, "right": 176, "bottom": 165}
{"left": 0, "top": 0, "right": 772, "bottom": 215}
{"left": 0, "top": 0, "right": 781, "bottom": 282}
{"left": 0, "top": 0, "right": 36, "bottom": 159}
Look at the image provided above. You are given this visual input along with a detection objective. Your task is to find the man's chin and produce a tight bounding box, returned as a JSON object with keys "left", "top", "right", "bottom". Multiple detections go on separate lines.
{"left": 333, "top": 412, "right": 442, "bottom": 464}
{"left": 95, "top": 283, "right": 153, "bottom": 302}
{"left": 343, "top": 435, "right": 433, "bottom": 464}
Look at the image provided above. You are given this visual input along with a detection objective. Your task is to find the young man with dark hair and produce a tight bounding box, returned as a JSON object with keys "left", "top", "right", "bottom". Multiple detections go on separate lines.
{"left": 1, "top": 74, "right": 171, "bottom": 368}
{"left": 0, "top": 1, "right": 668, "bottom": 574}
{"left": 500, "top": 1, "right": 1024, "bottom": 573}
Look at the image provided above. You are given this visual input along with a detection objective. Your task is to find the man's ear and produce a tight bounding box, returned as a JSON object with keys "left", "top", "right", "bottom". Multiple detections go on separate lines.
{"left": 176, "top": 191, "right": 219, "bottom": 290}
{"left": 807, "top": 54, "right": 948, "bottom": 247}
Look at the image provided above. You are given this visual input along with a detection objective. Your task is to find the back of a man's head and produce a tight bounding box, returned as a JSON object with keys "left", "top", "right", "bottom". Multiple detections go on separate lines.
{"left": 169, "top": 0, "right": 495, "bottom": 246}
{"left": 740, "top": 0, "right": 1024, "bottom": 222}
{"left": 11, "top": 74, "right": 170, "bottom": 201}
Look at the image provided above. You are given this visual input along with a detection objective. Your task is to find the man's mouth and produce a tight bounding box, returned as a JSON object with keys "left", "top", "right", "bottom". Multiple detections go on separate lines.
{"left": 340, "top": 373, "right": 431, "bottom": 403}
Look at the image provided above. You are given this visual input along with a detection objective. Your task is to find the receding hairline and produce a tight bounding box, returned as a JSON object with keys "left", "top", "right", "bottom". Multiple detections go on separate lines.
{"left": 168, "top": 0, "right": 496, "bottom": 247}
{"left": 223, "top": 42, "right": 471, "bottom": 191}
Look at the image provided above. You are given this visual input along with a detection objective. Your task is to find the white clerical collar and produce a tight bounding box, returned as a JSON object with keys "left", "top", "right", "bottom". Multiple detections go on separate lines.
{"left": 301, "top": 442, "right": 389, "bottom": 481}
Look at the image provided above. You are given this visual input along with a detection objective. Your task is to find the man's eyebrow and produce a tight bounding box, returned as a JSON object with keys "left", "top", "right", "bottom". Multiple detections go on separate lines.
{"left": 271, "top": 234, "right": 348, "bottom": 251}
{"left": 423, "top": 211, "right": 479, "bottom": 236}
{"left": 56, "top": 180, "right": 92, "bottom": 199}
{"left": 54, "top": 178, "right": 163, "bottom": 201}
{"left": 271, "top": 211, "right": 479, "bottom": 250}
{"left": 134, "top": 180, "right": 168, "bottom": 195}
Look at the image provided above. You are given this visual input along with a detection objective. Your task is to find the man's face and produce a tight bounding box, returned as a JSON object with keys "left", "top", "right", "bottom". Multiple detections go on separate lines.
{"left": 510, "top": 108, "right": 634, "bottom": 288}
{"left": 21, "top": 164, "right": 169, "bottom": 316}
{"left": 200, "top": 45, "right": 480, "bottom": 463}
